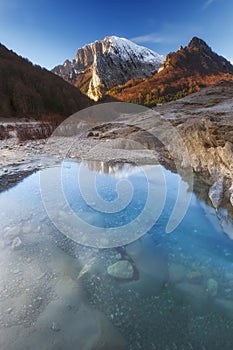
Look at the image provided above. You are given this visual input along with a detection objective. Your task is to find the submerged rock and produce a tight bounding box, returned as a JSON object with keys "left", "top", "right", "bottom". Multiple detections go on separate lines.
{"left": 168, "top": 263, "right": 187, "bottom": 284}
{"left": 219, "top": 216, "right": 233, "bottom": 239}
{"left": 11, "top": 237, "right": 23, "bottom": 250}
{"left": 186, "top": 270, "right": 204, "bottom": 284}
{"left": 173, "top": 281, "right": 209, "bottom": 314}
{"left": 51, "top": 321, "right": 61, "bottom": 332}
{"left": 206, "top": 278, "right": 218, "bottom": 297}
{"left": 215, "top": 298, "right": 233, "bottom": 319}
{"left": 4, "top": 226, "right": 20, "bottom": 245}
{"left": 123, "top": 244, "right": 168, "bottom": 296}
{"left": 22, "top": 224, "right": 32, "bottom": 235}
{"left": 107, "top": 260, "right": 134, "bottom": 280}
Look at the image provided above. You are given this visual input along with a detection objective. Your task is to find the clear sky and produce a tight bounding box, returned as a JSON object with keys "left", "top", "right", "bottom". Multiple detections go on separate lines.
{"left": 0, "top": 0, "right": 232, "bottom": 69}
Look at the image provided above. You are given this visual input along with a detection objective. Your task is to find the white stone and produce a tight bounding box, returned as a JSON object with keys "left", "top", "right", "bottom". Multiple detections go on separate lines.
{"left": 107, "top": 260, "right": 134, "bottom": 279}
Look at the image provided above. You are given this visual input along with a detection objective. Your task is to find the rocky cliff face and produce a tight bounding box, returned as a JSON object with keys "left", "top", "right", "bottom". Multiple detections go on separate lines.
{"left": 108, "top": 37, "right": 233, "bottom": 105}
{"left": 52, "top": 36, "right": 164, "bottom": 101}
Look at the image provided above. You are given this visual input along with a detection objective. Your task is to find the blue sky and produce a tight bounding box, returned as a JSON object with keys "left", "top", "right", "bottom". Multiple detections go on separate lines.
{"left": 0, "top": 0, "right": 232, "bottom": 69}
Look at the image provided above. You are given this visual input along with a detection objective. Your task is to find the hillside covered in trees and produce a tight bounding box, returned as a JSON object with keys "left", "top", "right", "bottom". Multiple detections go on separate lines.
{"left": 0, "top": 43, "right": 93, "bottom": 121}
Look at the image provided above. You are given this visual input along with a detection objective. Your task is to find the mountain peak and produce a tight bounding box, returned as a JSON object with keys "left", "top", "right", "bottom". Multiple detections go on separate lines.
{"left": 188, "top": 36, "right": 208, "bottom": 46}
{"left": 108, "top": 36, "right": 233, "bottom": 105}
{"left": 52, "top": 36, "right": 164, "bottom": 101}
{"left": 104, "top": 35, "right": 125, "bottom": 41}
{"left": 188, "top": 36, "right": 211, "bottom": 50}
{"left": 159, "top": 36, "right": 233, "bottom": 75}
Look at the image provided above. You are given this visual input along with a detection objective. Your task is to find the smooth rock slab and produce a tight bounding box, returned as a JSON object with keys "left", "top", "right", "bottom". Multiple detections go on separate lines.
{"left": 107, "top": 260, "right": 134, "bottom": 280}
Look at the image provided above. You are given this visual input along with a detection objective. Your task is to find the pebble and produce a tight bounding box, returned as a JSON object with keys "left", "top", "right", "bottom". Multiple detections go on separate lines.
{"left": 51, "top": 322, "right": 61, "bottom": 332}
{"left": 11, "top": 237, "right": 23, "bottom": 250}
{"left": 6, "top": 308, "right": 13, "bottom": 314}
{"left": 22, "top": 225, "right": 32, "bottom": 234}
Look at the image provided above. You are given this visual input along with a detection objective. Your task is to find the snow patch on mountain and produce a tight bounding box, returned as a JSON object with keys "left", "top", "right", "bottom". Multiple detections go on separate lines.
{"left": 104, "top": 36, "right": 163, "bottom": 63}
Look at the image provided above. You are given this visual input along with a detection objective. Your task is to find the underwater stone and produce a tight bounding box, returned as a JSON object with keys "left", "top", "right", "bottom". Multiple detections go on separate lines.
{"left": 186, "top": 271, "right": 204, "bottom": 284}
{"left": 107, "top": 260, "right": 134, "bottom": 280}
{"left": 11, "top": 237, "right": 22, "bottom": 250}
{"left": 168, "top": 263, "right": 187, "bottom": 283}
{"left": 22, "top": 224, "right": 32, "bottom": 234}
{"left": 51, "top": 322, "right": 61, "bottom": 332}
{"left": 207, "top": 278, "right": 218, "bottom": 297}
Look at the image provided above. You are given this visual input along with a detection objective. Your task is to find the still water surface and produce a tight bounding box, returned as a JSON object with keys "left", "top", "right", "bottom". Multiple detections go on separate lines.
{"left": 1, "top": 160, "right": 233, "bottom": 350}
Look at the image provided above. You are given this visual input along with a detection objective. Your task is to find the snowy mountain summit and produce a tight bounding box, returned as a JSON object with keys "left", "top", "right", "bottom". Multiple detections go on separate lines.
{"left": 52, "top": 36, "right": 164, "bottom": 101}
